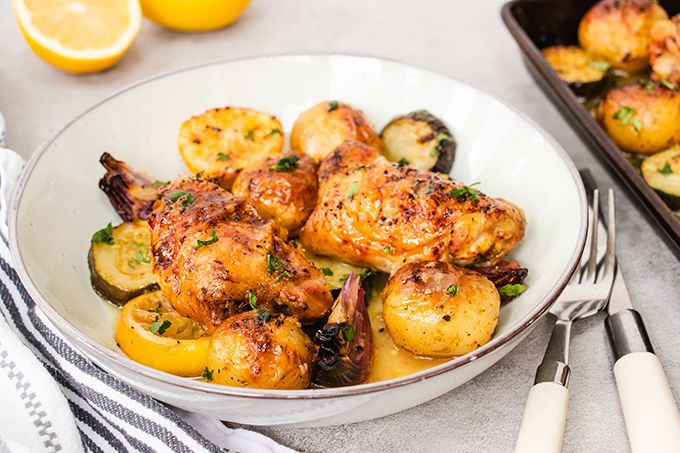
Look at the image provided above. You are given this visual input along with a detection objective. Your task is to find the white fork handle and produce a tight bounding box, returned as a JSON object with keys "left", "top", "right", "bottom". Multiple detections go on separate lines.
{"left": 515, "top": 382, "right": 568, "bottom": 453}
{"left": 614, "top": 352, "right": 680, "bottom": 453}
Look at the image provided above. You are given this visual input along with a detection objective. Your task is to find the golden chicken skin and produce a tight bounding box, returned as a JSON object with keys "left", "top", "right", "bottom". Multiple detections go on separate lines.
{"left": 650, "top": 14, "right": 680, "bottom": 85}
{"left": 207, "top": 311, "right": 314, "bottom": 389}
{"left": 382, "top": 261, "right": 500, "bottom": 358}
{"left": 291, "top": 100, "right": 382, "bottom": 162}
{"left": 299, "top": 141, "right": 526, "bottom": 273}
{"left": 231, "top": 151, "right": 318, "bottom": 236}
{"left": 578, "top": 0, "right": 668, "bottom": 73}
{"left": 147, "top": 178, "right": 333, "bottom": 332}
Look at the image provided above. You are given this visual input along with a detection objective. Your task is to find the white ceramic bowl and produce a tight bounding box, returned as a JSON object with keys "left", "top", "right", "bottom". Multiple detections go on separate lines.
{"left": 10, "top": 54, "right": 586, "bottom": 427}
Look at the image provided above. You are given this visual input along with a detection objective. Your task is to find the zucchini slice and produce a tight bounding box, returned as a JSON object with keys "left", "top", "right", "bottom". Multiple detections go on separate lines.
{"left": 380, "top": 110, "right": 456, "bottom": 173}
{"left": 542, "top": 46, "right": 610, "bottom": 97}
{"left": 641, "top": 146, "right": 680, "bottom": 210}
{"left": 88, "top": 221, "right": 159, "bottom": 306}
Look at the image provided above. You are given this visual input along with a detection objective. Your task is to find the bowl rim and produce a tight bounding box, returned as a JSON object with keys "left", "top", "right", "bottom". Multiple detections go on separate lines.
{"left": 9, "top": 52, "right": 587, "bottom": 400}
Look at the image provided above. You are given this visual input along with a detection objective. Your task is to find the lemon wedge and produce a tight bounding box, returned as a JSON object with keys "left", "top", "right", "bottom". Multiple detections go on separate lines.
{"left": 13, "top": 0, "right": 142, "bottom": 74}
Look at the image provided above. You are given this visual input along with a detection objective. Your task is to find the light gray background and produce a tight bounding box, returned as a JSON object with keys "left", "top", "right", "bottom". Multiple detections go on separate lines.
{"left": 1, "top": 0, "right": 678, "bottom": 452}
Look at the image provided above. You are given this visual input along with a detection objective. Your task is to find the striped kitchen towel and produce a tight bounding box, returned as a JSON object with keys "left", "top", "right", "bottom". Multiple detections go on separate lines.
{"left": 0, "top": 145, "right": 294, "bottom": 453}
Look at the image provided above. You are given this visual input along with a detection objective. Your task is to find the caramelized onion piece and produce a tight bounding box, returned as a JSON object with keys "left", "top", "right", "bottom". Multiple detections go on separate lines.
{"left": 313, "top": 273, "right": 372, "bottom": 387}
{"left": 469, "top": 258, "right": 528, "bottom": 302}
{"left": 98, "top": 152, "right": 159, "bottom": 221}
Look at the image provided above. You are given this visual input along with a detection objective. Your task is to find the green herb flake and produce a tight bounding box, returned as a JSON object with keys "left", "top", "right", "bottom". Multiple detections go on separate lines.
{"left": 201, "top": 367, "right": 213, "bottom": 382}
{"left": 645, "top": 80, "right": 656, "bottom": 93}
{"left": 354, "top": 165, "right": 367, "bottom": 172}
{"left": 446, "top": 284, "right": 459, "bottom": 297}
{"left": 92, "top": 223, "right": 114, "bottom": 245}
{"left": 341, "top": 324, "right": 355, "bottom": 342}
{"left": 152, "top": 180, "right": 170, "bottom": 188}
{"left": 168, "top": 190, "right": 195, "bottom": 207}
{"left": 661, "top": 80, "right": 677, "bottom": 91}
{"left": 613, "top": 106, "right": 635, "bottom": 126}
{"left": 397, "top": 158, "right": 410, "bottom": 166}
{"left": 589, "top": 60, "right": 610, "bottom": 71}
{"left": 266, "top": 251, "right": 290, "bottom": 281}
{"left": 346, "top": 180, "right": 360, "bottom": 199}
{"left": 274, "top": 270, "right": 291, "bottom": 282}
{"left": 436, "top": 132, "right": 449, "bottom": 143}
{"left": 448, "top": 182, "right": 480, "bottom": 203}
{"left": 383, "top": 246, "right": 392, "bottom": 254}
{"left": 247, "top": 290, "right": 258, "bottom": 310}
{"left": 631, "top": 119, "right": 643, "bottom": 136}
{"left": 321, "top": 267, "right": 334, "bottom": 276}
{"left": 134, "top": 247, "right": 150, "bottom": 264}
{"left": 194, "top": 228, "right": 219, "bottom": 251}
{"left": 268, "top": 128, "right": 282, "bottom": 136}
{"left": 328, "top": 101, "right": 339, "bottom": 112}
{"left": 244, "top": 129, "right": 255, "bottom": 141}
{"left": 216, "top": 152, "right": 229, "bottom": 161}
{"left": 269, "top": 155, "right": 299, "bottom": 172}
{"left": 247, "top": 290, "right": 271, "bottom": 322}
{"left": 498, "top": 284, "right": 527, "bottom": 298}
{"left": 148, "top": 302, "right": 161, "bottom": 314}
{"left": 149, "top": 319, "right": 171, "bottom": 335}
{"left": 659, "top": 163, "right": 673, "bottom": 175}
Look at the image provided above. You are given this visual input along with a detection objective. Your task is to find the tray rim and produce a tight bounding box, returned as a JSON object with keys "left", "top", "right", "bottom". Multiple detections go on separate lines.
{"left": 501, "top": 0, "right": 680, "bottom": 254}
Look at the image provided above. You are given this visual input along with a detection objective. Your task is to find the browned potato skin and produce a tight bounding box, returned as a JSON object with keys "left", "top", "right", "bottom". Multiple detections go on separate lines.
{"left": 178, "top": 107, "right": 284, "bottom": 189}
{"left": 290, "top": 101, "right": 382, "bottom": 162}
{"left": 383, "top": 261, "right": 500, "bottom": 358}
{"left": 650, "top": 15, "right": 680, "bottom": 84}
{"left": 231, "top": 151, "right": 318, "bottom": 236}
{"left": 597, "top": 82, "right": 680, "bottom": 154}
{"left": 207, "top": 311, "right": 314, "bottom": 389}
{"left": 578, "top": 0, "right": 668, "bottom": 73}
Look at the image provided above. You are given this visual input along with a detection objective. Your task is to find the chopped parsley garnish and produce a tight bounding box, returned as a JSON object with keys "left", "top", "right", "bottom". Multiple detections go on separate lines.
{"left": 661, "top": 80, "right": 677, "bottom": 91}
{"left": 446, "top": 284, "right": 459, "bottom": 297}
{"left": 339, "top": 274, "right": 349, "bottom": 284}
{"left": 216, "top": 152, "right": 228, "bottom": 161}
{"left": 268, "top": 128, "right": 282, "bottom": 136}
{"left": 659, "top": 163, "right": 673, "bottom": 175}
{"left": 613, "top": 106, "right": 635, "bottom": 126}
{"left": 152, "top": 180, "right": 170, "bottom": 188}
{"left": 397, "top": 158, "right": 410, "bottom": 166}
{"left": 320, "top": 267, "right": 334, "bottom": 276}
{"left": 346, "top": 180, "right": 360, "bottom": 199}
{"left": 194, "top": 228, "right": 218, "bottom": 250}
{"left": 201, "top": 367, "right": 213, "bottom": 382}
{"left": 269, "top": 155, "right": 299, "bottom": 172}
{"left": 631, "top": 119, "right": 642, "bottom": 136}
{"left": 149, "top": 319, "right": 171, "bottom": 335}
{"left": 134, "top": 247, "right": 151, "bottom": 264}
{"left": 92, "top": 223, "right": 114, "bottom": 245}
{"left": 448, "top": 182, "right": 480, "bottom": 203}
{"left": 645, "top": 80, "right": 656, "bottom": 93}
{"left": 148, "top": 302, "right": 161, "bottom": 313}
{"left": 169, "top": 190, "right": 195, "bottom": 207}
{"left": 328, "top": 101, "right": 339, "bottom": 112}
{"left": 498, "top": 284, "right": 527, "bottom": 298}
{"left": 358, "top": 269, "right": 374, "bottom": 282}
{"left": 341, "top": 324, "right": 355, "bottom": 342}
{"left": 354, "top": 165, "right": 367, "bottom": 172}
{"left": 266, "top": 252, "right": 290, "bottom": 281}
{"left": 247, "top": 290, "right": 271, "bottom": 322}
{"left": 589, "top": 60, "right": 610, "bottom": 71}
{"left": 244, "top": 129, "right": 255, "bottom": 141}
{"left": 383, "top": 246, "right": 392, "bottom": 254}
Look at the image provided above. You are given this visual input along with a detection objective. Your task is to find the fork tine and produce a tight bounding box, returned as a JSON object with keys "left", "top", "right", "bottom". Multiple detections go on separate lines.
{"left": 601, "top": 188, "right": 616, "bottom": 281}
{"left": 581, "top": 189, "right": 599, "bottom": 284}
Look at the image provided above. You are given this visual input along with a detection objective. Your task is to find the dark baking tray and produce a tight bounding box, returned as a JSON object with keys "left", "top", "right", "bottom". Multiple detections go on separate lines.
{"left": 502, "top": 0, "right": 680, "bottom": 255}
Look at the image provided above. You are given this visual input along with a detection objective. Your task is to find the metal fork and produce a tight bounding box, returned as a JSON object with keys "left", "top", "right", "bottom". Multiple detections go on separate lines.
{"left": 515, "top": 189, "right": 617, "bottom": 453}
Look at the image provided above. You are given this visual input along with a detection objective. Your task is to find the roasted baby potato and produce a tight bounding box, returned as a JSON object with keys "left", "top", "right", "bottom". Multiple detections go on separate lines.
{"left": 206, "top": 311, "right": 314, "bottom": 389}
{"left": 541, "top": 46, "right": 611, "bottom": 97}
{"left": 650, "top": 15, "right": 680, "bottom": 85}
{"left": 89, "top": 220, "right": 159, "bottom": 306}
{"left": 380, "top": 110, "right": 455, "bottom": 173}
{"left": 578, "top": 0, "right": 668, "bottom": 73}
{"left": 178, "top": 107, "right": 284, "bottom": 189}
{"left": 231, "top": 151, "right": 318, "bottom": 236}
{"left": 290, "top": 101, "right": 381, "bottom": 162}
{"left": 382, "top": 261, "right": 500, "bottom": 358}
{"left": 597, "top": 82, "right": 680, "bottom": 154}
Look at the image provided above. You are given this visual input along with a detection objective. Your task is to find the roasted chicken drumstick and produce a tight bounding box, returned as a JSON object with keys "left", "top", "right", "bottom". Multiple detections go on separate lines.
{"left": 148, "top": 178, "right": 333, "bottom": 332}
{"left": 300, "top": 140, "right": 526, "bottom": 273}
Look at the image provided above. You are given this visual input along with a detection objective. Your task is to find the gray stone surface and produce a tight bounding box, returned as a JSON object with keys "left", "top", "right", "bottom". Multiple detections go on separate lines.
{"left": 1, "top": 0, "right": 678, "bottom": 452}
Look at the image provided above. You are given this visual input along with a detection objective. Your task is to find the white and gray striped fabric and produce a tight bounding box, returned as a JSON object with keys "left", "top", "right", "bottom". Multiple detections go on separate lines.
{"left": 0, "top": 143, "right": 294, "bottom": 452}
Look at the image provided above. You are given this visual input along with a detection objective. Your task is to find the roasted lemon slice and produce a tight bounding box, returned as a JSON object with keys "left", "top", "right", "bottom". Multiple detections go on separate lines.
{"left": 13, "top": 0, "right": 142, "bottom": 74}
{"left": 116, "top": 291, "right": 210, "bottom": 376}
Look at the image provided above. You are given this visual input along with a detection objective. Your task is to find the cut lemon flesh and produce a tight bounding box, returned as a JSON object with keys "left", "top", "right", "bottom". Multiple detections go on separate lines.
{"left": 13, "top": 0, "right": 141, "bottom": 73}
{"left": 116, "top": 291, "right": 210, "bottom": 376}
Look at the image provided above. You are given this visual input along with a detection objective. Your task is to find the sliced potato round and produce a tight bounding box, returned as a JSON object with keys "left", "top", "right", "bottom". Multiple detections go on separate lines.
{"left": 88, "top": 220, "right": 158, "bottom": 305}
{"left": 178, "top": 107, "right": 284, "bottom": 189}
{"left": 642, "top": 145, "right": 680, "bottom": 209}
{"left": 541, "top": 45, "right": 610, "bottom": 97}
{"left": 380, "top": 110, "right": 455, "bottom": 173}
